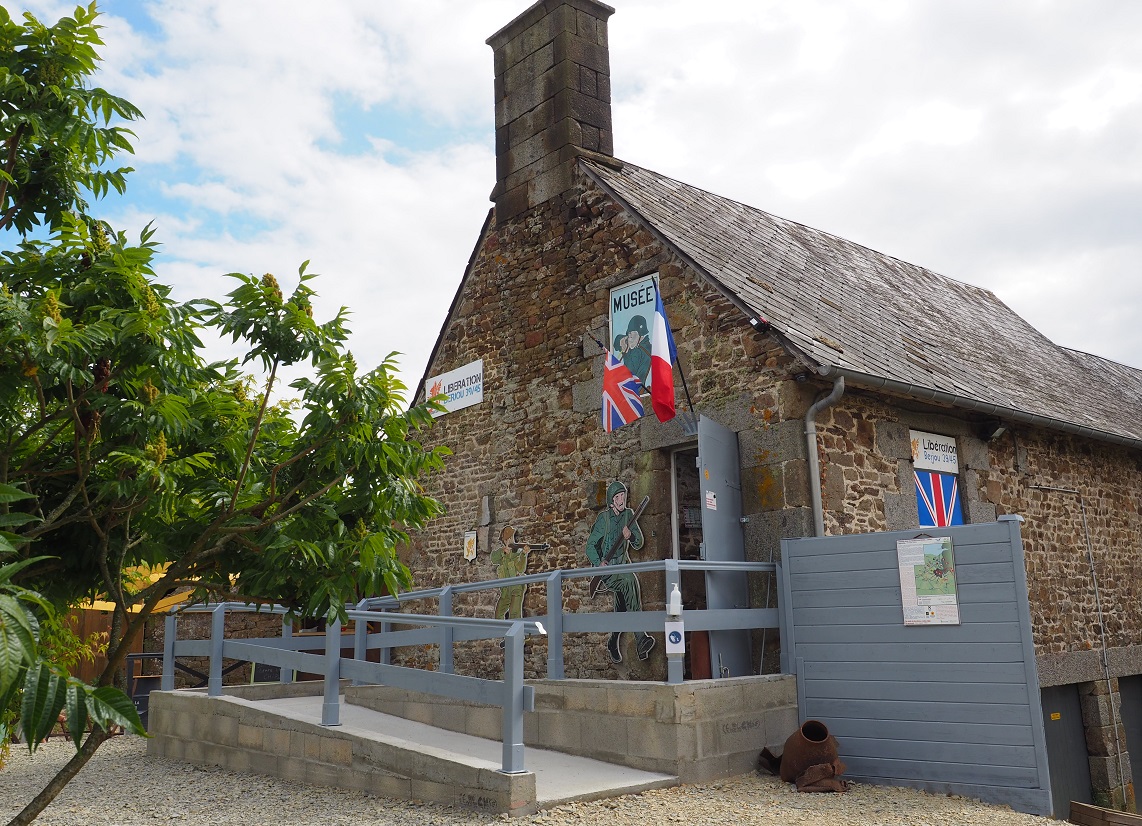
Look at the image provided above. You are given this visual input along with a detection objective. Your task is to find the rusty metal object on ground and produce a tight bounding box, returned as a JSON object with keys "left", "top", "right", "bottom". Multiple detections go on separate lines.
{"left": 778, "top": 719, "right": 849, "bottom": 791}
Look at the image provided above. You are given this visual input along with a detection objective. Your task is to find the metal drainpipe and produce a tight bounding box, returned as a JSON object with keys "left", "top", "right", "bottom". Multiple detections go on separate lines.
{"left": 805, "top": 376, "right": 845, "bottom": 537}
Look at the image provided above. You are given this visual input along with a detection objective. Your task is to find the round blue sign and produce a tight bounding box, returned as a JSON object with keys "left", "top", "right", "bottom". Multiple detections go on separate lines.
{"left": 668, "top": 630, "right": 682, "bottom": 645}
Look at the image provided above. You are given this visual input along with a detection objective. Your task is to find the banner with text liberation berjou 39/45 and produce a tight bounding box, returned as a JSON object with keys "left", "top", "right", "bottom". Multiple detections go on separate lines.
{"left": 425, "top": 359, "right": 483, "bottom": 417}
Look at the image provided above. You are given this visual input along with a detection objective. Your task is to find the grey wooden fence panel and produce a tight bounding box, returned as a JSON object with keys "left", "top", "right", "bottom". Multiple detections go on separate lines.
{"left": 801, "top": 659, "right": 1029, "bottom": 684}
{"left": 808, "top": 678, "right": 1030, "bottom": 705}
{"left": 791, "top": 581, "right": 1016, "bottom": 608}
{"left": 801, "top": 697, "right": 1032, "bottom": 725}
{"left": 779, "top": 519, "right": 1052, "bottom": 816}
{"left": 789, "top": 541, "right": 1017, "bottom": 573}
{"left": 795, "top": 641, "right": 1027, "bottom": 662}
{"left": 834, "top": 718, "right": 1036, "bottom": 746}
{"left": 793, "top": 601, "right": 1020, "bottom": 626}
{"left": 793, "top": 620, "right": 1024, "bottom": 645}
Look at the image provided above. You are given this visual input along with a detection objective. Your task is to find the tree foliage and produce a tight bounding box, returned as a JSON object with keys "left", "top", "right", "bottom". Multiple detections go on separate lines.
{"left": 0, "top": 4, "right": 447, "bottom": 823}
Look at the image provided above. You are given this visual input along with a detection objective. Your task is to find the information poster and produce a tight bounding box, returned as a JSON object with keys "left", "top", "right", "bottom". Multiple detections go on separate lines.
{"left": 896, "top": 536, "right": 960, "bottom": 625}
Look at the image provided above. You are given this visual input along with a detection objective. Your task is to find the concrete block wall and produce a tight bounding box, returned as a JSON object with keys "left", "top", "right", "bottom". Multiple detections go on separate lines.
{"left": 147, "top": 686, "right": 536, "bottom": 816}
{"left": 348, "top": 673, "right": 798, "bottom": 783}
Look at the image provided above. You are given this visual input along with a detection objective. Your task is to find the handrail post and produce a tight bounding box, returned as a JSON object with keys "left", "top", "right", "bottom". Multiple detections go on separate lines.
{"left": 352, "top": 599, "right": 369, "bottom": 686}
{"left": 545, "top": 571, "right": 564, "bottom": 679}
{"left": 380, "top": 608, "right": 391, "bottom": 666}
{"left": 664, "top": 559, "right": 684, "bottom": 685}
{"left": 161, "top": 613, "right": 176, "bottom": 691}
{"left": 208, "top": 604, "right": 225, "bottom": 697}
{"left": 439, "top": 586, "right": 454, "bottom": 675}
{"left": 280, "top": 614, "right": 293, "bottom": 684}
{"left": 321, "top": 617, "right": 342, "bottom": 726}
{"left": 502, "top": 621, "right": 526, "bottom": 774}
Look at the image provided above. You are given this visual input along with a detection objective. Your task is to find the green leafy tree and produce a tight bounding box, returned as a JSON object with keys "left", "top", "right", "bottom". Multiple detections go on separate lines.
{"left": 0, "top": 5, "right": 447, "bottom": 824}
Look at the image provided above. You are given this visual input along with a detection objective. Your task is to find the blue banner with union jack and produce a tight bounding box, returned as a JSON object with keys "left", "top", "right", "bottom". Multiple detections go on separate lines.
{"left": 602, "top": 351, "right": 644, "bottom": 432}
{"left": 915, "top": 470, "right": 963, "bottom": 528}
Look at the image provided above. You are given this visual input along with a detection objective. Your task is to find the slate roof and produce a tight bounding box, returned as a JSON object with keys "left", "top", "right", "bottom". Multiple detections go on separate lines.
{"left": 582, "top": 158, "right": 1142, "bottom": 447}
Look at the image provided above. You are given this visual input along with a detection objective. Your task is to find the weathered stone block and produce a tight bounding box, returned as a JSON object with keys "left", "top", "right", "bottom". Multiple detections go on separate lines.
{"left": 264, "top": 727, "right": 291, "bottom": 755}
{"left": 764, "top": 705, "right": 800, "bottom": 750}
{"left": 742, "top": 464, "right": 783, "bottom": 513}
{"left": 579, "top": 713, "right": 628, "bottom": 759}
{"left": 207, "top": 713, "right": 238, "bottom": 745}
{"left": 552, "top": 30, "right": 610, "bottom": 75}
{"left": 966, "top": 499, "right": 997, "bottom": 524}
{"left": 536, "top": 708, "right": 582, "bottom": 750}
{"left": 608, "top": 685, "right": 657, "bottom": 716}
{"left": 884, "top": 492, "right": 916, "bottom": 531}
{"left": 740, "top": 419, "right": 807, "bottom": 465}
{"left": 232, "top": 722, "right": 260, "bottom": 751}
{"left": 319, "top": 736, "right": 352, "bottom": 766}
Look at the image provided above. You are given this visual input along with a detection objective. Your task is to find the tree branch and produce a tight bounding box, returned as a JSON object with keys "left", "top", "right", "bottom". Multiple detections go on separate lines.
{"left": 229, "top": 358, "right": 278, "bottom": 514}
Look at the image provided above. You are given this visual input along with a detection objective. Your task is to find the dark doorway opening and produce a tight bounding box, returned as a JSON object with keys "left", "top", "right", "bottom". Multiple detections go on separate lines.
{"left": 672, "top": 446, "right": 709, "bottom": 679}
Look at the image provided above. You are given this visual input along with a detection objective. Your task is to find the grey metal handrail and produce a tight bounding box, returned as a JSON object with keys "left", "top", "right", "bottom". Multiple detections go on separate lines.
{"left": 163, "top": 602, "right": 544, "bottom": 772}
{"left": 160, "top": 558, "right": 779, "bottom": 772}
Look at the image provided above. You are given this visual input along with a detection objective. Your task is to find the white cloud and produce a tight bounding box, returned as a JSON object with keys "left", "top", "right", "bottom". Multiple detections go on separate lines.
{"left": 17, "top": 0, "right": 1141, "bottom": 385}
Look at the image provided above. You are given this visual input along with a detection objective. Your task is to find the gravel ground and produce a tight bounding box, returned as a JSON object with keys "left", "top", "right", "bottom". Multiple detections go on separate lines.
{"left": 1, "top": 736, "right": 1060, "bottom": 826}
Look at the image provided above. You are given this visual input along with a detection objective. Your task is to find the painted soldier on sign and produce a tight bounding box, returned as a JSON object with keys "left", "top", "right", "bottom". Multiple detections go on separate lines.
{"left": 622, "top": 315, "right": 652, "bottom": 384}
{"left": 584, "top": 480, "right": 656, "bottom": 663}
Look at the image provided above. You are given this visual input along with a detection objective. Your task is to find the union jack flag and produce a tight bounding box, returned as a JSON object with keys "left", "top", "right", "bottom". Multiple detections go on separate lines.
{"left": 915, "top": 470, "right": 964, "bottom": 528}
{"left": 602, "top": 351, "right": 644, "bottom": 432}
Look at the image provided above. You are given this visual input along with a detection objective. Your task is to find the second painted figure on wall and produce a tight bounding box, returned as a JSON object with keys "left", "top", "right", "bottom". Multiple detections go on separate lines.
{"left": 492, "top": 526, "right": 531, "bottom": 620}
{"left": 585, "top": 480, "right": 656, "bottom": 663}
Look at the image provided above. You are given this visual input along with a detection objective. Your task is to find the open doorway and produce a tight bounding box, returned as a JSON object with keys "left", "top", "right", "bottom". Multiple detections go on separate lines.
{"left": 671, "top": 445, "right": 709, "bottom": 679}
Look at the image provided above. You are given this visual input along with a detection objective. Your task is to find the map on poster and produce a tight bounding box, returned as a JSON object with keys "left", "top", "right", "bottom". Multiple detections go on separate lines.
{"left": 896, "top": 536, "right": 960, "bottom": 625}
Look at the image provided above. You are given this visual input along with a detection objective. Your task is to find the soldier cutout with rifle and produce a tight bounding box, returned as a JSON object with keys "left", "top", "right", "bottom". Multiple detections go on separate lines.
{"left": 585, "top": 480, "right": 656, "bottom": 663}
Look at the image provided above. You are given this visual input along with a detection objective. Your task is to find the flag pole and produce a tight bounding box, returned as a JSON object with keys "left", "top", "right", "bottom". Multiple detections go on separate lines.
{"left": 653, "top": 283, "right": 698, "bottom": 427}
{"left": 675, "top": 351, "right": 697, "bottom": 419}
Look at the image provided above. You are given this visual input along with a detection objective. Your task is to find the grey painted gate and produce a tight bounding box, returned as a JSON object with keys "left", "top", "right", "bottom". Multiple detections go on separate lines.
{"left": 778, "top": 518, "right": 1053, "bottom": 816}
{"left": 697, "top": 415, "right": 752, "bottom": 678}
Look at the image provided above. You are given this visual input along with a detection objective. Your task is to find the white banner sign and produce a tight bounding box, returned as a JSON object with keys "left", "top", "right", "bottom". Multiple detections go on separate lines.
{"left": 909, "top": 430, "right": 959, "bottom": 474}
{"left": 425, "top": 359, "right": 484, "bottom": 417}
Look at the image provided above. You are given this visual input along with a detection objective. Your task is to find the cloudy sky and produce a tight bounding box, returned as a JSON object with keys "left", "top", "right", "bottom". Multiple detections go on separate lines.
{"left": 17, "top": 0, "right": 1142, "bottom": 393}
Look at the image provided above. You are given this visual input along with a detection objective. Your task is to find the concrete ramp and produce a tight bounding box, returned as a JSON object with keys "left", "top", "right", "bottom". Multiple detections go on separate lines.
{"left": 147, "top": 687, "right": 675, "bottom": 817}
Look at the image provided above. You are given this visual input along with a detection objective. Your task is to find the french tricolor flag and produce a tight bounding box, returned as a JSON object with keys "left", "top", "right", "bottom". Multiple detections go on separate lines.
{"left": 650, "top": 286, "right": 678, "bottom": 422}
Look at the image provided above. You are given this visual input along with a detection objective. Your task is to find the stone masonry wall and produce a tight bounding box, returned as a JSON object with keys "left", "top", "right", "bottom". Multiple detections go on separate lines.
{"left": 407, "top": 165, "right": 814, "bottom": 680}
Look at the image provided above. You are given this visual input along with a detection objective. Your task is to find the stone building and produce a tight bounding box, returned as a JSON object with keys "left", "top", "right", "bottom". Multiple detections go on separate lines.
{"left": 406, "top": 0, "right": 1141, "bottom": 810}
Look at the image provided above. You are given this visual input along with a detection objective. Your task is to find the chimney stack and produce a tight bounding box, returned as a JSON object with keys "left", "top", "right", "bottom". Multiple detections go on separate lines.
{"left": 487, "top": 0, "right": 615, "bottom": 223}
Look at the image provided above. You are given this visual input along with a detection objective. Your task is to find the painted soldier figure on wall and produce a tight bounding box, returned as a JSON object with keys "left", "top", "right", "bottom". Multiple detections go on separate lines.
{"left": 585, "top": 480, "right": 656, "bottom": 663}
{"left": 491, "top": 525, "right": 530, "bottom": 620}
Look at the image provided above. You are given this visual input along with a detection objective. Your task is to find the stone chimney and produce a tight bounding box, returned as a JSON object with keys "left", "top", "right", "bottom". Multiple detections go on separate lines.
{"left": 487, "top": 0, "right": 615, "bottom": 223}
